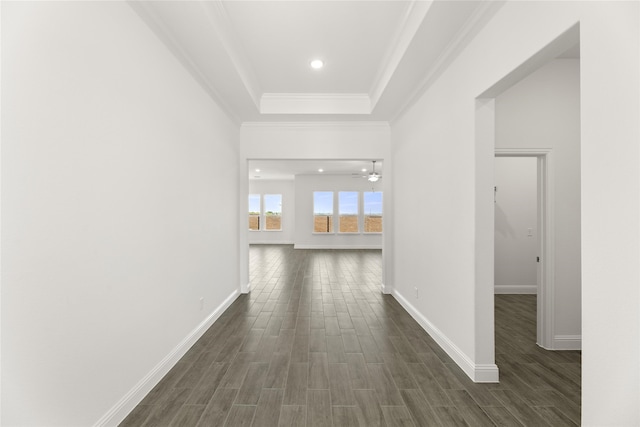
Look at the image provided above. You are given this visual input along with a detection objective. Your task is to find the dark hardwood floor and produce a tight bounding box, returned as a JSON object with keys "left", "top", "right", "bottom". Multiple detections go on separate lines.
{"left": 121, "top": 245, "right": 581, "bottom": 426}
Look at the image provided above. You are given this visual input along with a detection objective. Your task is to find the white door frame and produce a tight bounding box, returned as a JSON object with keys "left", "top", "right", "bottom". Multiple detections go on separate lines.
{"left": 495, "top": 148, "right": 555, "bottom": 349}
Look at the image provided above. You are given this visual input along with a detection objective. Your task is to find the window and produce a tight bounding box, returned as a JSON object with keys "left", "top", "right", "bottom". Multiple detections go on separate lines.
{"left": 313, "top": 191, "right": 333, "bottom": 233}
{"left": 339, "top": 191, "right": 359, "bottom": 233}
{"left": 248, "top": 194, "right": 261, "bottom": 231}
{"left": 363, "top": 191, "right": 383, "bottom": 233}
{"left": 264, "top": 194, "right": 282, "bottom": 231}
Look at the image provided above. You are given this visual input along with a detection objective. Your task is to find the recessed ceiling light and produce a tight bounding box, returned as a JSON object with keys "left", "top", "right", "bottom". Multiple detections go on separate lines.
{"left": 318, "top": 168, "right": 324, "bottom": 173}
{"left": 310, "top": 59, "right": 324, "bottom": 69}
{"left": 255, "top": 168, "right": 261, "bottom": 172}
{"left": 362, "top": 168, "right": 367, "bottom": 172}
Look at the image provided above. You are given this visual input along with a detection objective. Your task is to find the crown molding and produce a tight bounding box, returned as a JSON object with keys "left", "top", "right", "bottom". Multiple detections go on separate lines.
{"left": 369, "top": 0, "right": 433, "bottom": 110}
{"left": 260, "top": 93, "right": 372, "bottom": 115}
{"left": 200, "top": 0, "right": 263, "bottom": 109}
{"left": 127, "top": 1, "right": 241, "bottom": 125}
{"left": 391, "top": 0, "right": 507, "bottom": 123}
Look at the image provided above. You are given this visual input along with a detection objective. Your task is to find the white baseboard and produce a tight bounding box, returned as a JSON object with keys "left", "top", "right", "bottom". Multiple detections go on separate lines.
{"left": 94, "top": 289, "right": 239, "bottom": 427}
{"left": 392, "top": 289, "right": 499, "bottom": 383}
{"left": 553, "top": 334, "right": 582, "bottom": 350}
{"left": 293, "top": 244, "right": 382, "bottom": 250}
{"left": 494, "top": 285, "right": 537, "bottom": 294}
{"left": 241, "top": 282, "right": 251, "bottom": 294}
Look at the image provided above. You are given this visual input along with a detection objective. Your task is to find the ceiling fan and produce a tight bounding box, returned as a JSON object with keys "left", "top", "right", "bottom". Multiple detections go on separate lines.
{"left": 352, "top": 160, "right": 382, "bottom": 182}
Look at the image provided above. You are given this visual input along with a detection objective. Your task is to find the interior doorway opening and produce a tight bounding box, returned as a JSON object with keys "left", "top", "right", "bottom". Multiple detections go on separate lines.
{"left": 495, "top": 151, "right": 554, "bottom": 348}
{"left": 241, "top": 158, "right": 387, "bottom": 296}
{"left": 494, "top": 156, "right": 539, "bottom": 296}
{"left": 475, "top": 25, "right": 582, "bottom": 374}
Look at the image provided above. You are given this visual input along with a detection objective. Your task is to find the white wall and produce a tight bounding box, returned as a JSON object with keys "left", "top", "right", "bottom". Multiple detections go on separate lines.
{"left": 494, "top": 157, "right": 538, "bottom": 294}
{"left": 294, "top": 175, "right": 383, "bottom": 249}
{"left": 240, "top": 123, "right": 391, "bottom": 160}
{"left": 2, "top": 2, "right": 240, "bottom": 426}
{"left": 248, "top": 179, "right": 295, "bottom": 244}
{"left": 496, "top": 59, "right": 581, "bottom": 344}
{"left": 392, "top": 2, "right": 638, "bottom": 424}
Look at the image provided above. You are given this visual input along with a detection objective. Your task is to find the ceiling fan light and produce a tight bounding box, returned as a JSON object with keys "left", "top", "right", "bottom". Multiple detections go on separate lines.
{"left": 367, "top": 160, "right": 381, "bottom": 182}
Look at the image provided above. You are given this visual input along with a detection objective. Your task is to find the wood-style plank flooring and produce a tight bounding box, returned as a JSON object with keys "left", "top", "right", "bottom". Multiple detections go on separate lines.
{"left": 121, "top": 245, "right": 581, "bottom": 426}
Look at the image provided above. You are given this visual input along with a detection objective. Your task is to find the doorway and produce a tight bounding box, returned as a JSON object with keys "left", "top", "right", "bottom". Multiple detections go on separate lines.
{"left": 240, "top": 158, "right": 388, "bottom": 295}
{"left": 494, "top": 151, "right": 554, "bottom": 348}
{"left": 494, "top": 157, "right": 539, "bottom": 296}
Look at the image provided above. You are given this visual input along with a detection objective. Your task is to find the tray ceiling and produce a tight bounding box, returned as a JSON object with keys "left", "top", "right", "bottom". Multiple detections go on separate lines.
{"left": 130, "top": 1, "right": 502, "bottom": 122}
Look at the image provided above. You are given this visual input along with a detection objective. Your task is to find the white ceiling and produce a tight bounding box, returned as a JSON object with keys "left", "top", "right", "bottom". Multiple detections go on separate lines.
{"left": 129, "top": 0, "right": 502, "bottom": 122}
{"left": 129, "top": 1, "right": 580, "bottom": 180}
{"left": 223, "top": 1, "right": 412, "bottom": 95}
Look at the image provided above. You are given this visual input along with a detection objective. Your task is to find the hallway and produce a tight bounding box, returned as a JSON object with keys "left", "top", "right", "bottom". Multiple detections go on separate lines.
{"left": 121, "top": 245, "right": 581, "bottom": 426}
